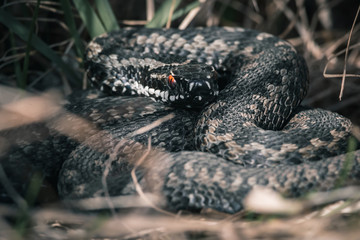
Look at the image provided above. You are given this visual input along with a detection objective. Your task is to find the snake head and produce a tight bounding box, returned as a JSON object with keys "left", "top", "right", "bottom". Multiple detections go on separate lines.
{"left": 149, "top": 63, "right": 219, "bottom": 108}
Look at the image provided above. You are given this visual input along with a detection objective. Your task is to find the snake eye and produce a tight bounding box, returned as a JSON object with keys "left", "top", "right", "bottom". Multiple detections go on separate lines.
{"left": 168, "top": 75, "right": 176, "bottom": 88}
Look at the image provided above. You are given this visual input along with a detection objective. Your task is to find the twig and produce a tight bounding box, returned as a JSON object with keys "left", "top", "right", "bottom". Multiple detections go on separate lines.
{"left": 130, "top": 137, "right": 176, "bottom": 217}
{"left": 338, "top": 5, "right": 360, "bottom": 100}
{"left": 323, "top": 42, "right": 360, "bottom": 79}
{"left": 127, "top": 113, "right": 174, "bottom": 138}
{"left": 324, "top": 25, "right": 360, "bottom": 58}
{"left": 100, "top": 113, "right": 175, "bottom": 216}
{"left": 274, "top": 0, "right": 324, "bottom": 59}
{"left": 146, "top": 0, "right": 155, "bottom": 22}
{"left": 102, "top": 149, "right": 118, "bottom": 217}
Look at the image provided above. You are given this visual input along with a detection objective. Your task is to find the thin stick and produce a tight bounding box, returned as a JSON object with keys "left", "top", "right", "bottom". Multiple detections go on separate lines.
{"left": 273, "top": 0, "right": 323, "bottom": 59}
{"left": 146, "top": 0, "right": 155, "bottom": 22}
{"left": 323, "top": 42, "right": 360, "bottom": 79}
{"left": 127, "top": 113, "right": 174, "bottom": 138}
{"left": 130, "top": 137, "right": 176, "bottom": 217}
{"left": 102, "top": 154, "right": 117, "bottom": 216}
{"left": 251, "top": 0, "right": 260, "bottom": 12}
{"left": 338, "top": 5, "right": 360, "bottom": 100}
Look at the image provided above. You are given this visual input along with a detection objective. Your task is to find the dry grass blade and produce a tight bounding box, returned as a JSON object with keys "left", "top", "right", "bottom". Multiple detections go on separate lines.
{"left": 166, "top": 0, "right": 177, "bottom": 28}
{"left": 64, "top": 194, "right": 162, "bottom": 210}
{"left": 100, "top": 113, "right": 175, "bottom": 216}
{"left": 338, "top": 5, "right": 360, "bottom": 100}
{"left": 178, "top": 0, "right": 205, "bottom": 30}
{"left": 274, "top": 0, "right": 324, "bottom": 59}
{"left": 130, "top": 138, "right": 176, "bottom": 217}
{"left": 323, "top": 43, "right": 360, "bottom": 78}
{"left": 324, "top": 25, "right": 360, "bottom": 58}
{"left": 127, "top": 113, "right": 175, "bottom": 138}
{"left": 146, "top": 0, "right": 155, "bottom": 22}
{"left": 146, "top": 0, "right": 181, "bottom": 28}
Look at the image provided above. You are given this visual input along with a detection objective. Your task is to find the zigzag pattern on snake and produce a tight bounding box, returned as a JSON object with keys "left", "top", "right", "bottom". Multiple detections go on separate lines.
{"left": 2, "top": 27, "right": 360, "bottom": 213}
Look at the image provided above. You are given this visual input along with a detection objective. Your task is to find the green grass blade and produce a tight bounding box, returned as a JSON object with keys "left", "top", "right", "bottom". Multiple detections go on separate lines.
{"left": 0, "top": 8, "right": 80, "bottom": 82}
{"left": 60, "top": 0, "right": 85, "bottom": 59}
{"left": 94, "top": 0, "right": 120, "bottom": 31}
{"left": 72, "top": 0, "right": 106, "bottom": 38}
{"left": 172, "top": 1, "right": 201, "bottom": 21}
{"left": 9, "top": 32, "right": 22, "bottom": 87}
{"left": 335, "top": 137, "right": 358, "bottom": 187}
{"left": 146, "top": 0, "right": 182, "bottom": 28}
{"left": 21, "top": 0, "right": 41, "bottom": 88}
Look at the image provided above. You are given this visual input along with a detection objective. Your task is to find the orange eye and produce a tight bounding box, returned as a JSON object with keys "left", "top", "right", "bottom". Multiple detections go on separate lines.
{"left": 168, "top": 75, "right": 176, "bottom": 88}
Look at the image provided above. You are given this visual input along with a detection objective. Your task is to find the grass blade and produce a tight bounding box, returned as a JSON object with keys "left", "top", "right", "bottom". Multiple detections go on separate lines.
{"left": 60, "top": 0, "right": 85, "bottom": 59}
{"left": 335, "top": 137, "right": 358, "bottom": 188}
{"left": 21, "top": 0, "right": 41, "bottom": 88}
{"left": 0, "top": 8, "right": 80, "bottom": 82}
{"left": 94, "top": 0, "right": 120, "bottom": 32}
{"left": 72, "top": 0, "right": 106, "bottom": 38}
{"left": 9, "top": 32, "right": 22, "bottom": 87}
{"left": 172, "top": 1, "right": 201, "bottom": 21}
{"left": 146, "top": 0, "right": 182, "bottom": 28}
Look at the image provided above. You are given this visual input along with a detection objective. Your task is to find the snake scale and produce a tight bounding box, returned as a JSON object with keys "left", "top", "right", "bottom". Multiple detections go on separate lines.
{"left": 2, "top": 27, "right": 360, "bottom": 213}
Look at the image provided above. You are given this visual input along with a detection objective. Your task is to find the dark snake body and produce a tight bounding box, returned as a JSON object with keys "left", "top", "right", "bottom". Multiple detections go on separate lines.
{"left": 2, "top": 27, "right": 360, "bottom": 213}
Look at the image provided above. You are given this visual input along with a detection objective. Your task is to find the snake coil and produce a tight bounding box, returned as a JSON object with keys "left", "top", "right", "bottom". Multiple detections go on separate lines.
{"left": 2, "top": 27, "right": 359, "bottom": 213}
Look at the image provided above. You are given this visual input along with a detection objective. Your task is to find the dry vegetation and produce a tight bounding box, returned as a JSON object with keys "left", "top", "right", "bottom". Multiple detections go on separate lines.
{"left": 0, "top": 0, "right": 360, "bottom": 239}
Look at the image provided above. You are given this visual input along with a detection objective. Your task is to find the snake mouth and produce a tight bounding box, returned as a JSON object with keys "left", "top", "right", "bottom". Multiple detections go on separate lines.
{"left": 166, "top": 80, "right": 218, "bottom": 108}
{"left": 170, "top": 95, "right": 217, "bottom": 108}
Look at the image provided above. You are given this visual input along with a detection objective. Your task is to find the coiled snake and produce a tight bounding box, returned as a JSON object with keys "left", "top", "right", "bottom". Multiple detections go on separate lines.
{"left": 3, "top": 27, "right": 360, "bottom": 213}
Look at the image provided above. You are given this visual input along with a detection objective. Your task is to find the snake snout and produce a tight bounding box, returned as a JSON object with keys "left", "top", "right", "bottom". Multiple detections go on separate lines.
{"left": 188, "top": 80, "right": 218, "bottom": 106}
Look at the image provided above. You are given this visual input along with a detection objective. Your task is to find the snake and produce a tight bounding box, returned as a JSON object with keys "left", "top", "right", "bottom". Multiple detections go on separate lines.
{"left": 2, "top": 27, "right": 360, "bottom": 213}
